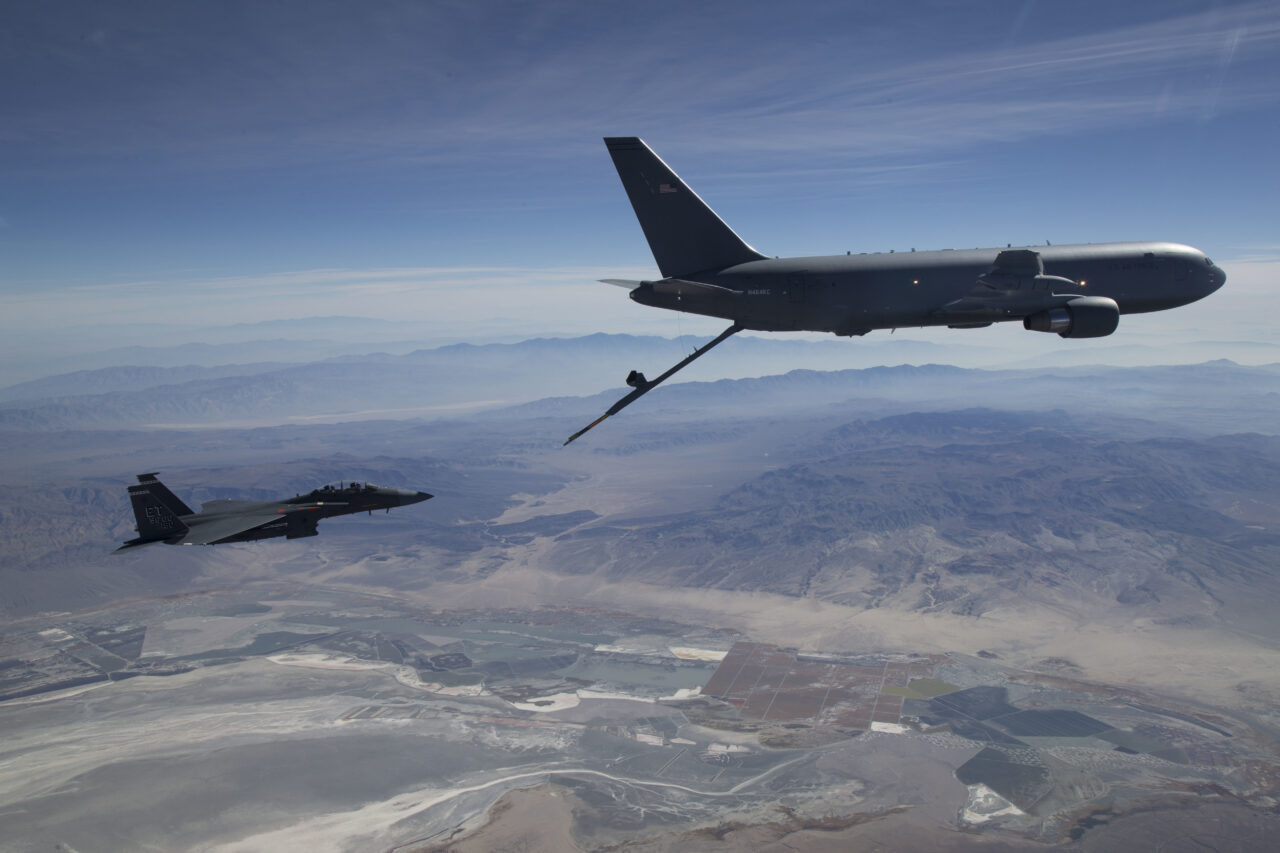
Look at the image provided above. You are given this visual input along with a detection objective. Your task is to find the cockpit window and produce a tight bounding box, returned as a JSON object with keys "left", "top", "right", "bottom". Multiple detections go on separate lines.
{"left": 1205, "top": 257, "right": 1214, "bottom": 265}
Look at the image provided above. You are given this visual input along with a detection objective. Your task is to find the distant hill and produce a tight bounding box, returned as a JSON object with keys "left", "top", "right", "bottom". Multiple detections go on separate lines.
{"left": 1, "top": 332, "right": 1277, "bottom": 432}
{"left": 0, "top": 335, "right": 991, "bottom": 428}
{"left": 0, "top": 362, "right": 295, "bottom": 403}
{"left": 0, "top": 357, "right": 1276, "bottom": 639}
{"left": 6, "top": 314, "right": 1279, "bottom": 390}
{"left": 549, "top": 407, "right": 1280, "bottom": 636}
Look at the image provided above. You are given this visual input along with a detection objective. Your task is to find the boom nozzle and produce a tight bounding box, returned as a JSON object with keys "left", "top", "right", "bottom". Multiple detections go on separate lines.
{"left": 563, "top": 323, "right": 741, "bottom": 445}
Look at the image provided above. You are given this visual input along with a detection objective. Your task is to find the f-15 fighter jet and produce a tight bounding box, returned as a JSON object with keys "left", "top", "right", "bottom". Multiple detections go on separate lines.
{"left": 114, "top": 472, "right": 432, "bottom": 551}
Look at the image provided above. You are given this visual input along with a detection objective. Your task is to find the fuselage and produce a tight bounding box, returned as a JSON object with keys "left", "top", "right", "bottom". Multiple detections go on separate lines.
{"left": 116, "top": 474, "right": 433, "bottom": 551}
{"left": 181, "top": 483, "right": 430, "bottom": 543}
{"left": 630, "top": 241, "right": 1225, "bottom": 336}
{"left": 562, "top": 137, "right": 1230, "bottom": 444}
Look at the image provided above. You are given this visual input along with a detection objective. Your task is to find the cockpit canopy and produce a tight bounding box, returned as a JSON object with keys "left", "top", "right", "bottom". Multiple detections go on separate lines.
{"left": 315, "top": 481, "right": 381, "bottom": 494}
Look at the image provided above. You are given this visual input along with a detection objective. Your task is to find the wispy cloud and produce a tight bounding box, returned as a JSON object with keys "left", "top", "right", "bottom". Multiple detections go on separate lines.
{"left": 0, "top": 264, "right": 666, "bottom": 335}
{"left": 5, "top": 255, "right": 1276, "bottom": 354}
{"left": 4, "top": 1, "right": 1277, "bottom": 175}
{"left": 586, "top": 3, "right": 1280, "bottom": 163}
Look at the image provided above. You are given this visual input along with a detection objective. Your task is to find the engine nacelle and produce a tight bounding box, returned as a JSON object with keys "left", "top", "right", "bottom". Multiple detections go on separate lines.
{"left": 1023, "top": 296, "right": 1119, "bottom": 338}
{"left": 285, "top": 514, "right": 320, "bottom": 539}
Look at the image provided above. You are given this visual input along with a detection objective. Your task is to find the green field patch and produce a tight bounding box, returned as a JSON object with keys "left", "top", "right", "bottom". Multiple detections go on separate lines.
{"left": 1099, "top": 729, "right": 1189, "bottom": 764}
{"left": 422, "top": 670, "right": 485, "bottom": 688}
{"left": 70, "top": 646, "right": 129, "bottom": 673}
{"left": 881, "top": 685, "right": 921, "bottom": 698}
{"left": 905, "top": 678, "right": 960, "bottom": 697}
{"left": 210, "top": 603, "right": 272, "bottom": 617}
{"left": 179, "top": 631, "right": 330, "bottom": 661}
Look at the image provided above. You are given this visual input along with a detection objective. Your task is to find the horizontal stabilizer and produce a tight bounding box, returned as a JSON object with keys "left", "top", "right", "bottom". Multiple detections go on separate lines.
{"left": 600, "top": 278, "right": 643, "bottom": 288}
{"left": 113, "top": 537, "right": 159, "bottom": 553}
{"left": 651, "top": 279, "right": 740, "bottom": 298}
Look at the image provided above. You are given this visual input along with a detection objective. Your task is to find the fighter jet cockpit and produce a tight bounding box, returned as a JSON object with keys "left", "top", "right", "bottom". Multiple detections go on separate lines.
{"left": 317, "top": 481, "right": 378, "bottom": 494}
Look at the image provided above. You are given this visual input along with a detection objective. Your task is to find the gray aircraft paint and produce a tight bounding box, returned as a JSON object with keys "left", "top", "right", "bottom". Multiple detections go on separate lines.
{"left": 565, "top": 137, "right": 1225, "bottom": 444}
{"left": 605, "top": 137, "right": 1224, "bottom": 336}
{"left": 115, "top": 472, "right": 432, "bottom": 551}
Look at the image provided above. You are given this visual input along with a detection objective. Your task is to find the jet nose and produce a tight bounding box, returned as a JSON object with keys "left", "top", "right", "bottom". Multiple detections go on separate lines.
{"left": 397, "top": 489, "right": 433, "bottom": 506}
{"left": 1207, "top": 262, "right": 1227, "bottom": 295}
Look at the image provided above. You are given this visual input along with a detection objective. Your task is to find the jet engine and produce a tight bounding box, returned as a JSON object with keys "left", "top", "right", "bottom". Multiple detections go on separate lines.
{"left": 285, "top": 514, "right": 320, "bottom": 539}
{"left": 1023, "top": 296, "right": 1119, "bottom": 338}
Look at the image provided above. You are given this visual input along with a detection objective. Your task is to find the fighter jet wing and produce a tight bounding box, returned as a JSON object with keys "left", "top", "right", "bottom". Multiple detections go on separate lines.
{"left": 182, "top": 497, "right": 343, "bottom": 544}
{"left": 198, "top": 499, "right": 267, "bottom": 512}
{"left": 178, "top": 510, "right": 286, "bottom": 545}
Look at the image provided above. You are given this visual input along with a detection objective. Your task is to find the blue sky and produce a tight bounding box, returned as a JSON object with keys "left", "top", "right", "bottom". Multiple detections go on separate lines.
{"left": 2, "top": 0, "right": 1277, "bottom": 344}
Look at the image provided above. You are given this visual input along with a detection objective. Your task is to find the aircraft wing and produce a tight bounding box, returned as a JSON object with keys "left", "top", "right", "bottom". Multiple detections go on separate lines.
{"left": 198, "top": 499, "right": 267, "bottom": 512}
{"left": 179, "top": 511, "right": 284, "bottom": 545}
{"left": 986, "top": 248, "right": 1045, "bottom": 278}
{"left": 933, "top": 250, "right": 1080, "bottom": 323}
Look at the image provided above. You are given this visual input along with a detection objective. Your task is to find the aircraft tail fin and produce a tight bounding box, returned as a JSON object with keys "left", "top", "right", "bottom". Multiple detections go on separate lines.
{"left": 604, "top": 137, "right": 766, "bottom": 278}
{"left": 133, "top": 472, "right": 194, "bottom": 516}
{"left": 119, "top": 473, "right": 191, "bottom": 549}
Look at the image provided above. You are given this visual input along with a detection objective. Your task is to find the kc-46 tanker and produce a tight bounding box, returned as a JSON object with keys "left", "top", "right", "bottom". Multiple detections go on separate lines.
{"left": 566, "top": 137, "right": 1226, "bottom": 443}
{"left": 114, "top": 473, "right": 432, "bottom": 551}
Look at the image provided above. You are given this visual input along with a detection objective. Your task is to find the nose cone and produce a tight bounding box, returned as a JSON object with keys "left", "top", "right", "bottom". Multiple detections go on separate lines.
{"left": 397, "top": 489, "right": 433, "bottom": 506}
{"left": 1207, "top": 262, "right": 1227, "bottom": 296}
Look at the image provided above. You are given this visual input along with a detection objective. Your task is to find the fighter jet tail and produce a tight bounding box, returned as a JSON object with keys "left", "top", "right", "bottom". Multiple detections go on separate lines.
{"left": 117, "top": 473, "right": 191, "bottom": 550}
{"left": 133, "top": 472, "right": 194, "bottom": 515}
{"left": 604, "top": 137, "right": 766, "bottom": 278}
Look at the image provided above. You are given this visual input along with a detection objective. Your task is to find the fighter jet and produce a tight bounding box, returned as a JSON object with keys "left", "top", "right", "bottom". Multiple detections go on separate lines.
{"left": 565, "top": 137, "right": 1227, "bottom": 443}
{"left": 114, "top": 473, "right": 432, "bottom": 551}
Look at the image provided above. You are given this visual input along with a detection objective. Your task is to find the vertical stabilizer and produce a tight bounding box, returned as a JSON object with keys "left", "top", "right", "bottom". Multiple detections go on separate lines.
{"left": 604, "top": 137, "right": 765, "bottom": 278}
{"left": 120, "top": 474, "right": 191, "bottom": 548}
{"left": 135, "top": 472, "right": 194, "bottom": 516}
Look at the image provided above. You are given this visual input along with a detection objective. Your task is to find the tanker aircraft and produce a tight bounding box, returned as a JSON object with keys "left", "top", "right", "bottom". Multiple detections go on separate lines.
{"left": 565, "top": 137, "right": 1226, "bottom": 444}
{"left": 114, "top": 473, "right": 432, "bottom": 551}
